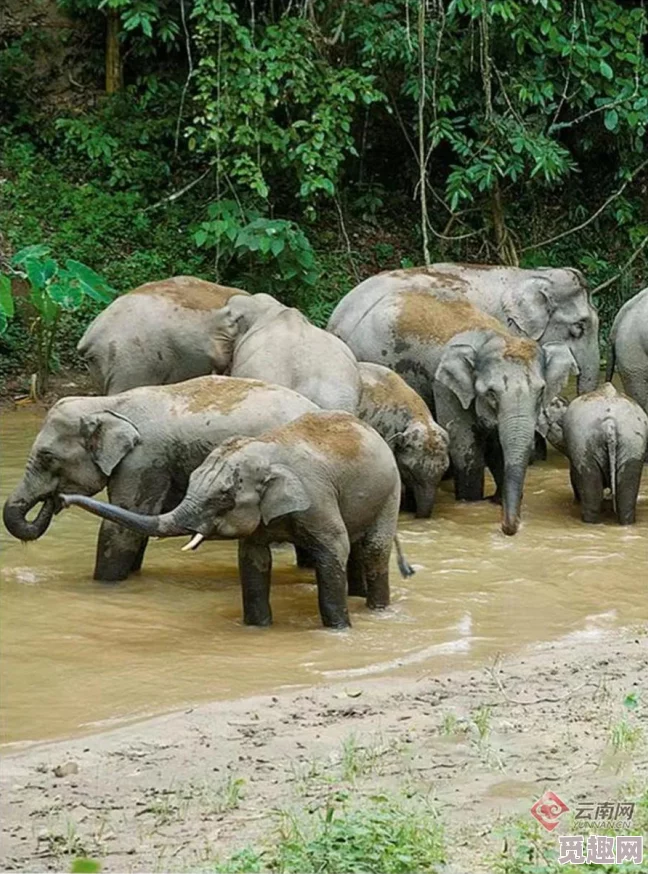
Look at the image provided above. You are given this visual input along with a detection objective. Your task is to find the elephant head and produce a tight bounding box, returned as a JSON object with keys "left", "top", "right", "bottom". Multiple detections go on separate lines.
{"left": 501, "top": 268, "right": 599, "bottom": 393}
{"left": 223, "top": 293, "right": 286, "bottom": 342}
{"left": 3, "top": 399, "right": 140, "bottom": 542}
{"left": 392, "top": 421, "right": 449, "bottom": 518}
{"left": 435, "top": 333, "right": 577, "bottom": 535}
{"left": 537, "top": 395, "right": 569, "bottom": 454}
{"left": 59, "top": 438, "right": 311, "bottom": 546}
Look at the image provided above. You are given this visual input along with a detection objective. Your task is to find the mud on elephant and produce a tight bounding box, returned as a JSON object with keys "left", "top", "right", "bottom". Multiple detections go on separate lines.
{"left": 3, "top": 377, "right": 316, "bottom": 581}
{"left": 328, "top": 276, "right": 578, "bottom": 535}
{"left": 60, "top": 412, "right": 409, "bottom": 629}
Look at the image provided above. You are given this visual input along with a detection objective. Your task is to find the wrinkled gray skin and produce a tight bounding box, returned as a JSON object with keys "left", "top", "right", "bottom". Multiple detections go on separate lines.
{"left": 427, "top": 263, "right": 600, "bottom": 394}
{"left": 226, "top": 294, "right": 361, "bottom": 412}
{"left": 78, "top": 277, "right": 248, "bottom": 394}
{"left": 606, "top": 286, "right": 648, "bottom": 414}
{"left": 539, "top": 383, "right": 648, "bottom": 524}
{"left": 328, "top": 277, "right": 578, "bottom": 535}
{"left": 60, "top": 412, "right": 402, "bottom": 630}
{"left": 2, "top": 376, "right": 316, "bottom": 581}
{"left": 357, "top": 362, "right": 449, "bottom": 518}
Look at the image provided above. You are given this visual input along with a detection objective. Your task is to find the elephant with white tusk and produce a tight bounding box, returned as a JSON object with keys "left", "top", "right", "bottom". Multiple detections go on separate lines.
{"left": 2, "top": 376, "right": 317, "bottom": 581}
{"left": 328, "top": 272, "right": 579, "bottom": 535}
{"left": 59, "top": 411, "right": 411, "bottom": 630}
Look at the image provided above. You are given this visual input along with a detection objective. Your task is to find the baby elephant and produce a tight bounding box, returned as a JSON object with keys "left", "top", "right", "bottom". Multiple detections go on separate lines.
{"left": 541, "top": 383, "right": 648, "bottom": 524}
{"left": 61, "top": 412, "right": 408, "bottom": 629}
{"left": 357, "top": 362, "right": 449, "bottom": 517}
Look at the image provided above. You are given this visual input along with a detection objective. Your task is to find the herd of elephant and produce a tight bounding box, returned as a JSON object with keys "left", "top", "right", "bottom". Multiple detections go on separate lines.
{"left": 4, "top": 265, "right": 648, "bottom": 629}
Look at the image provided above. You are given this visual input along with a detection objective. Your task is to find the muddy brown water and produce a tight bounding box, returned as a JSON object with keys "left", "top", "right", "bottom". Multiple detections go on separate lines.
{"left": 1, "top": 407, "right": 647, "bottom": 746}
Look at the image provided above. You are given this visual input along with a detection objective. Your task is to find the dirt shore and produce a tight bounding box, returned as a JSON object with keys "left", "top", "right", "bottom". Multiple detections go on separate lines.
{"left": 1, "top": 625, "right": 646, "bottom": 873}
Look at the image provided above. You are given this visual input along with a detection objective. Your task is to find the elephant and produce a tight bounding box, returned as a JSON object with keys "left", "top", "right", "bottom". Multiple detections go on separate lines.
{"left": 357, "top": 362, "right": 449, "bottom": 518}
{"left": 328, "top": 275, "right": 578, "bottom": 535}
{"left": 415, "top": 263, "right": 600, "bottom": 393}
{"left": 59, "top": 411, "right": 409, "bottom": 629}
{"left": 77, "top": 276, "right": 249, "bottom": 394}
{"left": 225, "top": 293, "right": 361, "bottom": 412}
{"left": 606, "top": 286, "right": 648, "bottom": 414}
{"left": 3, "top": 376, "right": 317, "bottom": 581}
{"left": 539, "top": 383, "right": 648, "bottom": 524}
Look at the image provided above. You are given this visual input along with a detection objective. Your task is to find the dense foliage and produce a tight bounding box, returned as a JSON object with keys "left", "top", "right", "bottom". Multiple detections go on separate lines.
{"left": 1, "top": 0, "right": 647, "bottom": 388}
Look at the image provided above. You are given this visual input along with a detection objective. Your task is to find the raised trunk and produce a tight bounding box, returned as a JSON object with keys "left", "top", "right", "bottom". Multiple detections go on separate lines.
{"left": 60, "top": 494, "right": 185, "bottom": 537}
{"left": 3, "top": 494, "right": 55, "bottom": 541}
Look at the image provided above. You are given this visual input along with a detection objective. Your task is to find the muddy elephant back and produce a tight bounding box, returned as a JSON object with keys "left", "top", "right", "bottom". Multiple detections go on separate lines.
{"left": 129, "top": 276, "right": 249, "bottom": 311}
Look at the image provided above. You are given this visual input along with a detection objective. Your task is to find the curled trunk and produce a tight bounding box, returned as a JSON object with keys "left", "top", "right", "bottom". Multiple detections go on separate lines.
{"left": 500, "top": 464, "right": 527, "bottom": 536}
{"left": 3, "top": 493, "right": 56, "bottom": 542}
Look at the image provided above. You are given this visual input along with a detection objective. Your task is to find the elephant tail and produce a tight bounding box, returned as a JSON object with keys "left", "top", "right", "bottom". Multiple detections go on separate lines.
{"left": 605, "top": 416, "right": 617, "bottom": 513}
{"left": 605, "top": 340, "right": 616, "bottom": 382}
{"left": 394, "top": 536, "right": 415, "bottom": 578}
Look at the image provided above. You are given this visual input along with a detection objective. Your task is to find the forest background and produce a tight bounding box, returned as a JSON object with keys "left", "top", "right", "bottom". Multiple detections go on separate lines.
{"left": 1, "top": 0, "right": 647, "bottom": 392}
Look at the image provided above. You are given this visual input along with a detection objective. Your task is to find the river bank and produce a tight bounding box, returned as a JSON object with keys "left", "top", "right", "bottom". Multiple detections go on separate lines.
{"left": 1, "top": 626, "right": 646, "bottom": 873}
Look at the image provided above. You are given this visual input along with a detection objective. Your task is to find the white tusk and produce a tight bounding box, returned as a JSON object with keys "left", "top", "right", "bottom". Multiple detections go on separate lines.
{"left": 181, "top": 533, "right": 205, "bottom": 552}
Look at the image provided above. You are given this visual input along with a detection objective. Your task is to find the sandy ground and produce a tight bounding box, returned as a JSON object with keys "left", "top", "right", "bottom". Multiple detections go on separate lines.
{"left": 1, "top": 626, "right": 646, "bottom": 873}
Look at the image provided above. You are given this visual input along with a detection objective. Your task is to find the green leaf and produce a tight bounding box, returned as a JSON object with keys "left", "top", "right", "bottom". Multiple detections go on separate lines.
{"left": 63, "top": 260, "right": 117, "bottom": 303}
{"left": 0, "top": 275, "right": 15, "bottom": 319}
{"left": 70, "top": 860, "right": 102, "bottom": 874}
{"left": 11, "top": 244, "right": 50, "bottom": 266}
{"left": 48, "top": 279, "right": 84, "bottom": 311}
{"left": 604, "top": 108, "right": 619, "bottom": 131}
{"left": 623, "top": 693, "right": 639, "bottom": 710}
{"left": 600, "top": 60, "right": 614, "bottom": 80}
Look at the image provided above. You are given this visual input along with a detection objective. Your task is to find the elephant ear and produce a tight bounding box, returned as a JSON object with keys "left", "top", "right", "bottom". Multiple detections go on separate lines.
{"left": 434, "top": 343, "right": 477, "bottom": 410}
{"left": 81, "top": 410, "right": 141, "bottom": 476}
{"left": 502, "top": 279, "right": 552, "bottom": 340}
{"left": 225, "top": 293, "right": 283, "bottom": 335}
{"left": 542, "top": 343, "right": 580, "bottom": 405}
{"left": 260, "top": 464, "right": 311, "bottom": 526}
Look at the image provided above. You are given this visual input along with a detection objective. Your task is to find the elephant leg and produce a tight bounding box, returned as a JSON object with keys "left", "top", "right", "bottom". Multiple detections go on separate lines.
{"left": 615, "top": 459, "right": 643, "bottom": 525}
{"left": 435, "top": 386, "right": 485, "bottom": 501}
{"left": 94, "top": 522, "right": 149, "bottom": 582}
{"left": 576, "top": 465, "right": 604, "bottom": 523}
{"left": 238, "top": 538, "right": 272, "bottom": 626}
{"left": 619, "top": 367, "right": 648, "bottom": 414}
{"left": 309, "top": 526, "right": 350, "bottom": 629}
{"left": 295, "top": 546, "right": 316, "bottom": 569}
{"left": 484, "top": 432, "right": 504, "bottom": 504}
{"left": 532, "top": 432, "right": 547, "bottom": 463}
{"left": 346, "top": 543, "right": 367, "bottom": 598}
{"left": 94, "top": 470, "right": 171, "bottom": 582}
{"left": 399, "top": 485, "right": 417, "bottom": 513}
{"left": 569, "top": 465, "right": 581, "bottom": 503}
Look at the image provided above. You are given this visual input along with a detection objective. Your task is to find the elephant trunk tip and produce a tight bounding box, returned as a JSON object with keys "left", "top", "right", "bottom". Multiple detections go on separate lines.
{"left": 501, "top": 513, "right": 520, "bottom": 536}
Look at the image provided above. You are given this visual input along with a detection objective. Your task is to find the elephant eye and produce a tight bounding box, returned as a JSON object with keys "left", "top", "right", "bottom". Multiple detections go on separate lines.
{"left": 570, "top": 321, "right": 585, "bottom": 338}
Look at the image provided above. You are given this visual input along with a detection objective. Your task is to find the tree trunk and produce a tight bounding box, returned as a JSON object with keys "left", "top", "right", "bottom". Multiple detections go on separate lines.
{"left": 491, "top": 181, "right": 519, "bottom": 266}
{"left": 105, "top": 8, "right": 122, "bottom": 94}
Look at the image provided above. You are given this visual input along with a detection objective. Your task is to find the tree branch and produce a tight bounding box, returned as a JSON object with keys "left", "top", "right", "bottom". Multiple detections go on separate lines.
{"left": 144, "top": 165, "right": 213, "bottom": 212}
{"left": 174, "top": 0, "right": 194, "bottom": 157}
{"left": 521, "top": 158, "right": 648, "bottom": 252}
{"left": 591, "top": 234, "right": 648, "bottom": 295}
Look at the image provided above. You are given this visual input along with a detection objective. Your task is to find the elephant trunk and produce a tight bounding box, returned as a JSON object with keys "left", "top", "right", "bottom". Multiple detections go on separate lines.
{"left": 60, "top": 494, "right": 188, "bottom": 537}
{"left": 575, "top": 320, "right": 600, "bottom": 394}
{"left": 411, "top": 481, "right": 437, "bottom": 519}
{"left": 3, "top": 491, "right": 56, "bottom": 542}
{"left": 498, "top": 409, "right": 535, "bottom": 536}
